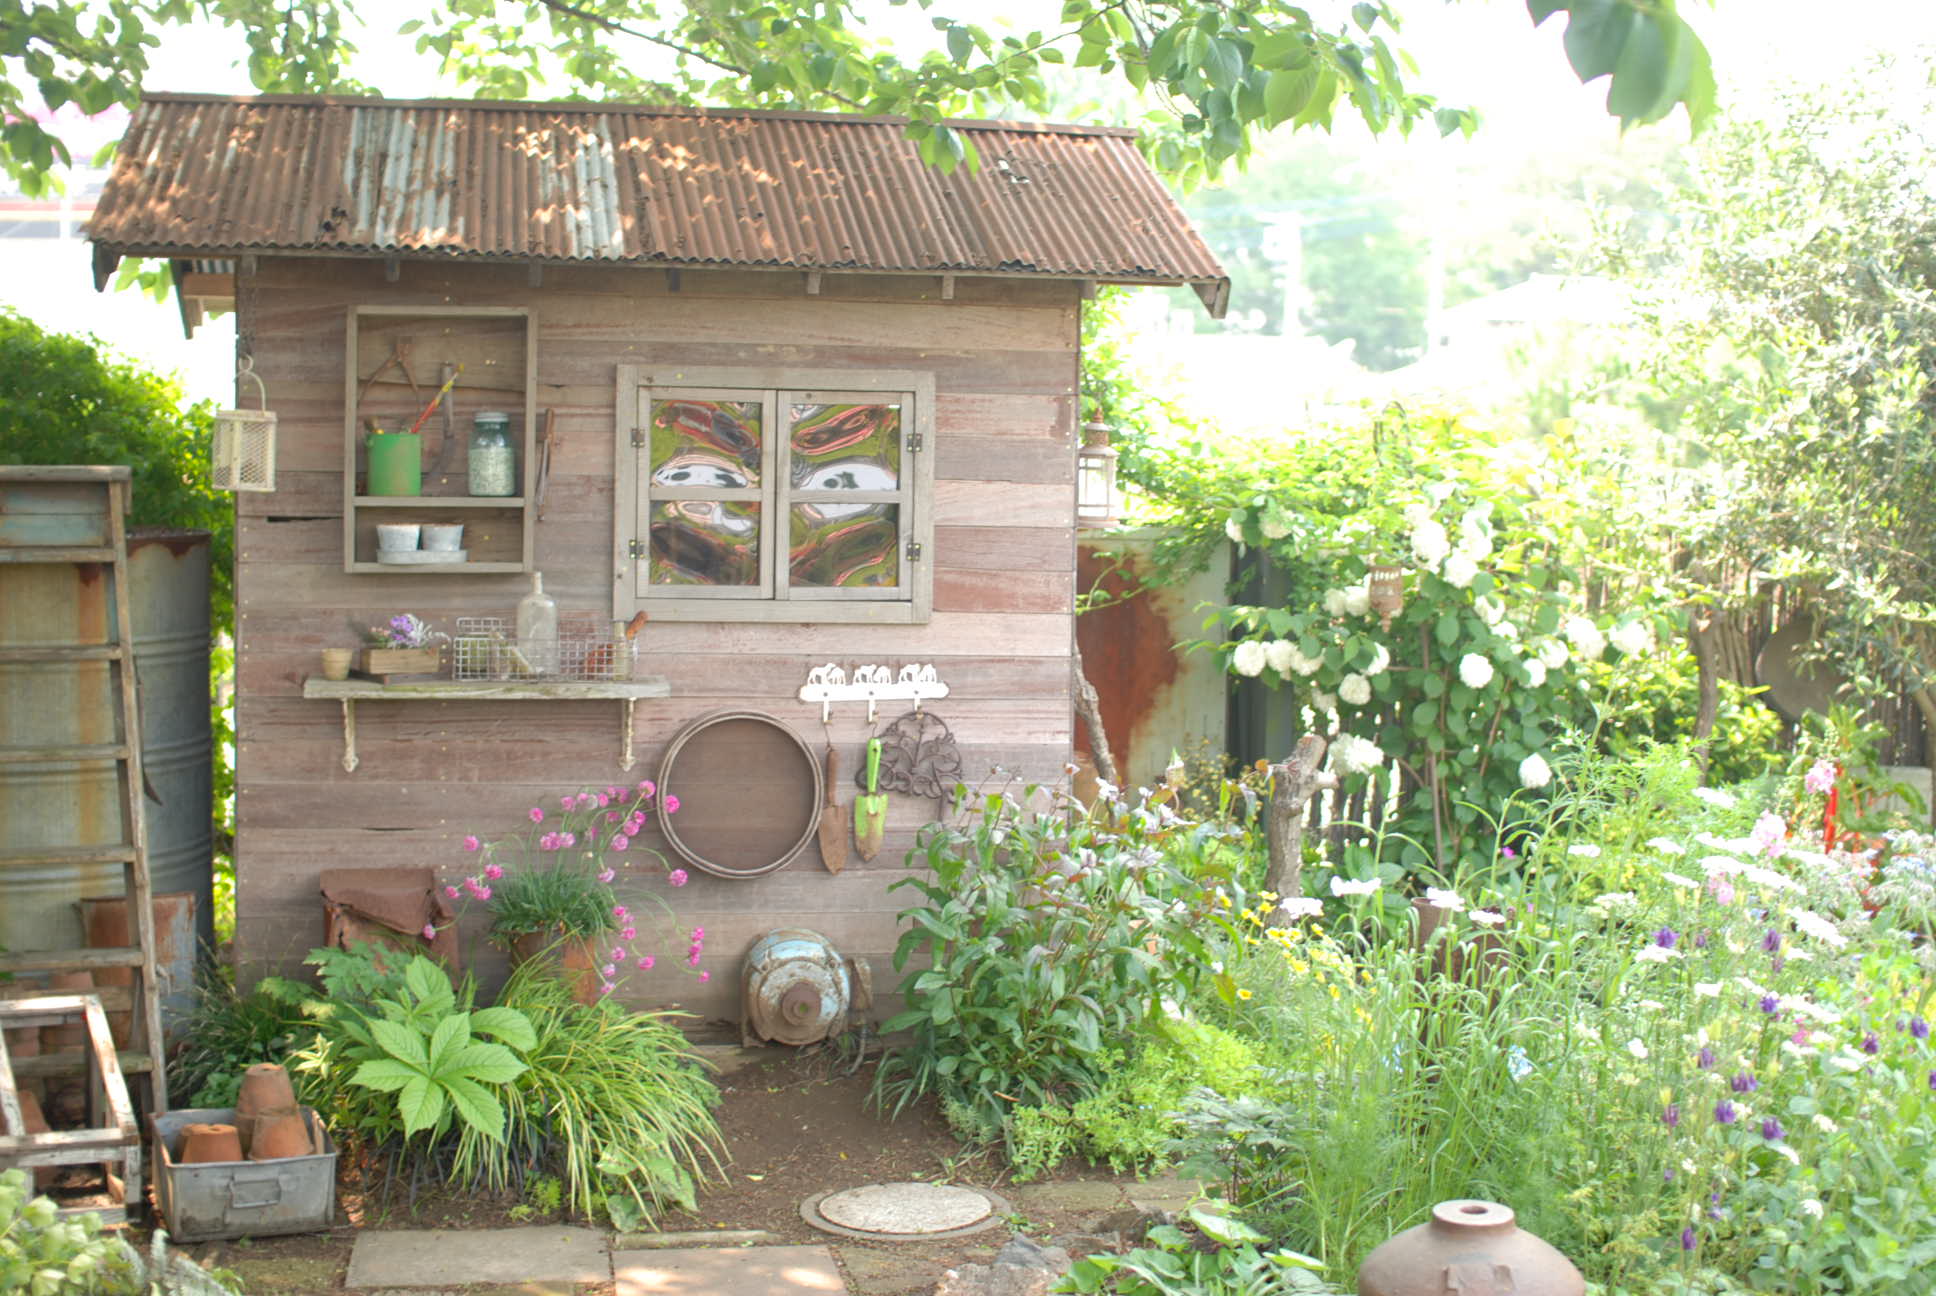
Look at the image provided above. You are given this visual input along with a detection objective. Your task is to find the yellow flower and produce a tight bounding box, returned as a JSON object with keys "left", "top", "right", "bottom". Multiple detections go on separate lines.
{"left": 1238, "top": 988, "right": 1254, "bottom": 1001}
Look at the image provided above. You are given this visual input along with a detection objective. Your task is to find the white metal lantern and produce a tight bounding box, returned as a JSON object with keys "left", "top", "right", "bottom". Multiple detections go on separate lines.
{"left": 1076, "top": 420, "right": 1118, "bottom": 527}
{"left": 212, "top": 359, "right": 277, "bottom": 492}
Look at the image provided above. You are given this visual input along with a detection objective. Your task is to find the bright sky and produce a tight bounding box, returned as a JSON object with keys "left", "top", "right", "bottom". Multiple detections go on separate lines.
{"left": 3, "top": 0, "right": 1931, "bottom": 404}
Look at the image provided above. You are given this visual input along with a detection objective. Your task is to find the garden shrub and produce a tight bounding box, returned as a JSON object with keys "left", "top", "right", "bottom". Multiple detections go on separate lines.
{"left": 167, "top": 965, "right": 312, "bottom": 1108}
{"left": 1009, "top": 1017, "right": 1267, "bottom": 1179}
{"left": 1589, "top": 647, "right": 1780, "bottom": 786}
{"left": 0, "top": 1168, "right": 241, "bottom": 1294}
{"left": 876, "top": 783, "right": 1238, "bottom": 1140}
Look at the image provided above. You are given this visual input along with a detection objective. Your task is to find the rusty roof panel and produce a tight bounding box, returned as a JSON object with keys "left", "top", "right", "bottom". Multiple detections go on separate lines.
{"left": 88, "top": 95, "right": 1225, "bottom": 299}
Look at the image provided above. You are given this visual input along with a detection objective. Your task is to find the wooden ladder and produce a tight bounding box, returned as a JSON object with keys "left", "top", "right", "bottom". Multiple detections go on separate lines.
{"left": 0, "top": 467, "right": 169, "bottom": 1216}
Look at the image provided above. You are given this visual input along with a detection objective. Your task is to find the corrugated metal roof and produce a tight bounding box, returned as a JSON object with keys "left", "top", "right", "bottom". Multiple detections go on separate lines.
{"left": 87, "top": 94, "right": 1226, "bottom": 311}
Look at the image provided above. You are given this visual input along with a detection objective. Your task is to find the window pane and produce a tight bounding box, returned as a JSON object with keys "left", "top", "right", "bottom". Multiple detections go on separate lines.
{"left": 651, "top": 399, "right": 761, "bottom": 488}
{"left": 789, "top": 403, "right": 900, "bottom": 491}
{"left": 650, "top": 500, "right": 760, "bottom": 586}
{"left": 790, "top": 503, "right": 899, "bottom": 588}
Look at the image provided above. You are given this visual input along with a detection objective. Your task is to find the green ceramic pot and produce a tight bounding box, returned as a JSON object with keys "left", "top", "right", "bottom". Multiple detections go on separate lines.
{"left": 366, "top": 432, "right": 422, "bottom": 496}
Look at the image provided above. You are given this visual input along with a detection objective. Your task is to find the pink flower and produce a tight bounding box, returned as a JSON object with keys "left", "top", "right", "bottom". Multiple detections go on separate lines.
{"left": 1708, "top": 875, "right": 1736, "bottom": 906}
{"left": 598, "top": 981, "right": 616, "bottom": 997}
{"left": 561, "top": 794, "right": 576, "bottom": 810}
{"left": 609, "top": 835, "right": 630, "bottom": 853}
{"left": 687, "top": 949, "right": 702, "bottom": 966}
{"left": 484, "top": 862, "right": 504, "bottom": 880}
{"left": 664, "top": 794, "right": 681, "bottom": 815}
{"left": 620, "top": 926, "right": 637, "bottom": 940}
{"left": 606, "top": 810, "right": 621, "bottom": 824}
{"left": 540, "top": 832, "right": 559, "bottom": 851}
{"left": 1804, "top": 759, "right": 1837, "bottom": 795}
{"left": 637, "top": 954, "right": 656, "bottom": 970}
{"left": 597, "top": 867, "right": 616, "bottom": 884}
{"left": 692, "top": 926, "right": 705, "bottom": 939}
{"left": 668, "top": 868, "right": 688, "bottom": 887}
{"left": 601, "top": 962, "right": 617, "bottom": 978}
{"left": 444, "top": 885, "right": 461, "bottom": 899}
{"left": 627, "top": 813, "right": 646, "bottom": 834}
{"left": 561, "top": 832, "right": 577, "bottom": 848}
{"left": 578, "top": 792, "right": 598, "bottom": 809}
{"left": 462, "top": 835, "right": 481, "bottom": 852}
{"left": 638, "top": 779, "right": 656, "bottom": 796}
{"left": 612, "top": 905, "right": 629, "bottom": 920}
{"left": 698, "top": 970, "right": 711, "bottom": 983}
{"left": 1750, "top": 812, "right": 1787, "bottom": 857}
{"left": 598, "top": 794, "right": 610, "bottom": 808}
{"left": 606, "top": 785, "right": 622, "bottom": 800}
{"left": 421, "top": 923, "right": 437, "bottom": 940}
{"left": 529, "top": 807, "right": 545, "bottom": 823}
{"left": 475, "top": 885, "right": 492, "bottom": 901}
{"left": 610, "top": 946, "right": 625, "bottom": 963}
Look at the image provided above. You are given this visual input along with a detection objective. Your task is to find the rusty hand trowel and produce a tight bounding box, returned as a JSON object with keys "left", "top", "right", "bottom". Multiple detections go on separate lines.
{"left": 818, "top": 742, "right": 847, "bottom": 874}
{"left": 854, "top": 736, "right": 888, "bottom": 861}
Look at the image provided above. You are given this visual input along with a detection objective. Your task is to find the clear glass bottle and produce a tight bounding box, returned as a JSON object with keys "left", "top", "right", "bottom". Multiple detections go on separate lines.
{"left": 516, "top": 571, "right": 558, "bottom": 677}
{"left": 469, "top": 411, "right": 517, "bottom": 497}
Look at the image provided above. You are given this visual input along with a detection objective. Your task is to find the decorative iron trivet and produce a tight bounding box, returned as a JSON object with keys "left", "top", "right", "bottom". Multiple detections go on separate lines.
{"left": 863, "top": 710, "right": 963, "bottom": 801}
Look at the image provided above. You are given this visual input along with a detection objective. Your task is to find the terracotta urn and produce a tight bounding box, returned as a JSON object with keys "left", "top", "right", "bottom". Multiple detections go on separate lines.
{"left": 507, "top": 926, "right": 605, "bottom": 1005}
{"left": 1358, "top": 1201, "right": 1582, "bottom": 1296}
{"left": 248, "top": 1109, "right": 312, "bottom": 1161}
{"left": 178, "top": 1122, "right": 245, "bottom": 1165}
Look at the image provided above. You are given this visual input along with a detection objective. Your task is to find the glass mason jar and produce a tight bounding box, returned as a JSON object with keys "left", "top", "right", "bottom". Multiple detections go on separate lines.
{"left": 468, "top": 411, "right": 517, "bottom": 497}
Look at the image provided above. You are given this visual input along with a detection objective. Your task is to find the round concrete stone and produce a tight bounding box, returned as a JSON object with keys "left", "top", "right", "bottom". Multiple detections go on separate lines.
{"left": 817, "top": 1183, "right": 993, "bottom": 1235}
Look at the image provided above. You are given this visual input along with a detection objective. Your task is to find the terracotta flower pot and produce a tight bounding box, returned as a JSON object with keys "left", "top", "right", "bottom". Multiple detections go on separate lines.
{"left": 248, "top": 1109, "right": 312, "bottom": 1161}
{"left": 507, "top": 926, "right": 606, "bottom": 1005}
{"left": 1358, "top": 1200, "right": 1582, "bottom": 1296}
{"left": 178, "top": 1123, "right": 245, "bottom": 1165}
{"left": 235, "top": 1062, "right": 298, "bottom": 1154}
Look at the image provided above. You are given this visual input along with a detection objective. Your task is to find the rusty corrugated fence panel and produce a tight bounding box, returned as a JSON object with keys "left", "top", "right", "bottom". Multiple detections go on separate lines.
{"left": 87, "top": 94, "right": 1225, "bottom": 294}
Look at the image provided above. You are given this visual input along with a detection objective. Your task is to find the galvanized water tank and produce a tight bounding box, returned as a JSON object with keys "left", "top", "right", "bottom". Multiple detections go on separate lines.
{"left": 0, "top": 528, "right": 215, "bottom": 960}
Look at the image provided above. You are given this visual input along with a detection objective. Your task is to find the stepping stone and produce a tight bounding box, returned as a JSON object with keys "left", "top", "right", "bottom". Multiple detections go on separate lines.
{"left": 613, "top": 1244, "right": 847, "bottom": 1296}
{"left": 1008, "top": 1181, "right": 1124, "bottom": 1215}
{"left": 346, "top": 1226, "right": 609, "bottom": 1289}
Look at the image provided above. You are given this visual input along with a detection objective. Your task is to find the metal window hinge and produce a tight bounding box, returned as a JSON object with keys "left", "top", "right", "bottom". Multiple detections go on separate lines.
{"left": 907, "top": 429, "right": 924, "bottom": 453}
{"left": 630, "top": 426, "right": 646, "bottom": 448}
{"left": 628, "top": 539, "right": 647, "bottom": 559}
{"left": 905, "top": 538, "right": 923, "bottom": 562}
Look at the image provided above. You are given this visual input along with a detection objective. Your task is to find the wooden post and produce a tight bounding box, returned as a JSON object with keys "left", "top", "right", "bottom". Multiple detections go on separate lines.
{"left": 1264, "top": 734, "right": 1329, "bottom": 922}
{"left": 1072, "top": 644, "right": 1118, "bottom": 787}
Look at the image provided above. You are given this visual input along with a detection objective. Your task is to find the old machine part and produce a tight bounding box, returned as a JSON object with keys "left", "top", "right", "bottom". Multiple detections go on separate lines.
{"left": 741, "top": 928, "right": 872, "bottom": 1047}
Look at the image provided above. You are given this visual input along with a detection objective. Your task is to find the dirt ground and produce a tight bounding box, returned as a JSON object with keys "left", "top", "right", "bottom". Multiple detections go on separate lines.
{"left": 155, "top": 1043, "right": 1151, "bottom": 1295}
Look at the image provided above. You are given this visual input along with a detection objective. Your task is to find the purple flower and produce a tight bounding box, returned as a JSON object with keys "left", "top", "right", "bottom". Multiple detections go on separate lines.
{"left": 1694, "top": 930, "right": 1710, "bottom": 949}
{"left": 1662, "top": 1103, "right": 1680, "bottom": 1129}
{"left": 1913, "top": 1016, "right": 1930, "bottom": 1041}
{"left": 1681, "top": 1226, "right": 1697, "bottom": 1251}
{"left": 1929, "top": 1070, "right": 1935, "bottom": 1092}
{"left": 1760, "top": 994, "right": 1781, "bottom": 1015}
{"left": 1762, "top": 928, "right": 1782, "bottom": 953}
{"left": 1697, "top": 1046, "right": 1717, "bottom": 1070}
{"left": 1714, "top": 1100, "right": 1738, "bottom": 1125}
{"left": 1862, "top": 1032, "right": 1881, "bottom": 1055}
{"left": 1731, "top": 1070, "right": 1758, "bottom": 1093}
{"left": 1655, "top": 927, "right": 1679, "bottom": 949}
{"left": 1663, "top": 1167, "right": 1676, "bottom": 1182}
{"left": 1771, "top": 957, "right": 1786, "bottom": 974}
{"left": 1761, "top": 1117, "right": 1785, "bottom": 1142}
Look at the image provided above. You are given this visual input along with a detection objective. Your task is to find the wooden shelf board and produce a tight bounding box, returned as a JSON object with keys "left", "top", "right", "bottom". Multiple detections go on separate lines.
{"left": 352, "top": 496, "right": 526, "bottom": 508}
{"left": 346, "top": 561, "right": 526, "bottom": 574}
{"left": 303, "top": 677, "right": 670, "bottom": 701}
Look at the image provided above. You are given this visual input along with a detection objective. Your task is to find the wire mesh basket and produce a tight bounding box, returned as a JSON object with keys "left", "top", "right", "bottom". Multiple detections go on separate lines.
{"left": 452, "top": 615, "right": 632, "bottom": 681}
{"left": 558, "top": 614, "right": 633, "bottom": 681}
{"left": 452, "top": 617, "right": 515, "bottom": 680}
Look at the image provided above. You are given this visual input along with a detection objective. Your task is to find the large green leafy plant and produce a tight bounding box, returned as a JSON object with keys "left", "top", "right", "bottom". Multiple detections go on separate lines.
{"left": 876, "top": 783, "right": 1238, "bottom": 1142}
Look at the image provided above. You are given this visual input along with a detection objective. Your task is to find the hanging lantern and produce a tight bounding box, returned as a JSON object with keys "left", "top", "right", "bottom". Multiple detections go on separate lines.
{"left": 1368, "top": 562, "right": 1404, "bottom": 630}
{"left": 1077, "top": 420, "right": 1118, "bottom": 527}
{"left": 212, "top": 358, "right": 277, "bottom": 492}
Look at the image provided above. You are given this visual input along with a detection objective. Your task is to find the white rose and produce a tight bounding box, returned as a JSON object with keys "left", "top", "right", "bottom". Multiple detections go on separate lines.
{"left": 1231, "top": 640, "right": 1267, "bottom": 677}
{"left": 1441, "top": 552, "right": 1479, "bottom": 589}
{"left": 1260, "top": 515, "right": 1290, "bottom": 540}
{"left": 1564, "top": 615, "right": 1606, "bottom": 661}
{"left": 1364, "top": 643, "right": 1391, "bottom": 677}
{"left": 1322, "top": 588, "right": 1349, "bottom": 618}
{"left": 1339, "top": 673, "right": 1372, "bottom": 706}
{"left": 1458, "top": 653, "right": 1495, "bottom": 690}
{"left": 1264, "top": 640, "right": 1295, "bottom": 676}
{"left": 1522, "top": 657, "right": 1547, "bottom": 688}
{"left": 1519, "top": 752, "right": 1553, "bottom": 790}
{"left": 1342, "top": 585, "right": 1371, "bottom": 617}
{"left": 1475, "top": 596, "right": 1505, "bottom": 627}
{"left": 1411, "top": 519, "right": 1452, "bottom": 567}
{"left": 1225, "top": 515, "right": 1246, "bottom": 544}
{"left": 1536, "top": 638, "right": 1569, "bottom": 671}
{"left": 1609, "top": 620, "right": 1653, "bottom": 656}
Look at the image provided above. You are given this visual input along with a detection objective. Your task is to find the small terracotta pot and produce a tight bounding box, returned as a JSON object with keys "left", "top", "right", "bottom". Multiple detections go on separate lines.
{"left": 248, "top": 1109, "right": 312, "bottom": 1161}
{"left": 507, "top": 926, "right": 605, "bottom": 1005}
{"left": 178, "top": 1122, "right": 245, "bottom": 1165}
{"left": 235, "top": 1062, "right": 299, "bottom": 1154}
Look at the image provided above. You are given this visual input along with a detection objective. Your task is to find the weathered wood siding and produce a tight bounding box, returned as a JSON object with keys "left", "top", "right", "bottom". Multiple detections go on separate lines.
{"left": 233, "top": 257, "right": 1079, "bottom": 1020}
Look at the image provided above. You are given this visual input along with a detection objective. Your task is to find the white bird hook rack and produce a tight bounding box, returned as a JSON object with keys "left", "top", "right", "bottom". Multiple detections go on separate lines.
{"left": 799, "top": 661, "right": 950, "bottom": 724}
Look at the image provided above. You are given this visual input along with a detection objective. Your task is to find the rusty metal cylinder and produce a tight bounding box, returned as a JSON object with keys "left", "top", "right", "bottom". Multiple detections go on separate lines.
{"left": 0, "top": 528, "right": 213, "bottom": 956}
{"left": 1358, "top": 1201, "right": 1583, "bottom": 1296}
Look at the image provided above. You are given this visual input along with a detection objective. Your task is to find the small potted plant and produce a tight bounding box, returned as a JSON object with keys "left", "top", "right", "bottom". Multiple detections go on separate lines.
{"left": 356, "top": 612, "right": 447, "bottom": 679}
{"left": 443, "top": 780, "right": 696, "bottom": 1003}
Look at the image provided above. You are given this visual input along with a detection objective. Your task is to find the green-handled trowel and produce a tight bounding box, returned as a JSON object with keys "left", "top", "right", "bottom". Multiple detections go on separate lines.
{"left": 854, "top": 736, "right": 887, "bottom": 861}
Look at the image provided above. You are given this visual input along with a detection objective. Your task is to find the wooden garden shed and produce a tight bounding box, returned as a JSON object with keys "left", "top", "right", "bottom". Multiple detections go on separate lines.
{"left": 85, "top": 93, "right": 1226, "bottom": 1018}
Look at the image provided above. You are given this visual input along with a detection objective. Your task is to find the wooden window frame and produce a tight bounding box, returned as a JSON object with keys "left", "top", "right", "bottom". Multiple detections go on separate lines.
{"left": 614, "top": 364, "right": 935, "bottom": 624}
